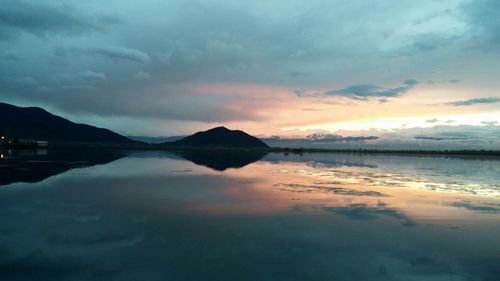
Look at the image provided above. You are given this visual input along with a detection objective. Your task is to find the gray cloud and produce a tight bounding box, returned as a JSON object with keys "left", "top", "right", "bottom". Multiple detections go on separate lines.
{"left": 55, "top": 46, "right": 150, "bottom": 63}
{"left": 481, "top": 121, "right": 498, "bottom": 126}
{"left": 449, "top": 201, "right": 500, "bottom": 214}
{"left": 293, "top": 90, "right": 308, "bottom": 97}
{"left": 54, "top": 71, "right": 107, "bottom": 85}
{"left": 1, "top": 0, "right": 500, "bottom": 136}
{"left": 414, "top": 136, "right": 471, "bottom": 141}
{"left": 2, "top": 76, "right": 37, "bottom": 87}
{"left": 462, "top": 0, "right": 500, "bottom": 47}
{"left": 279, "top": 184, "right": 388, "bottom": 197}
{"left": 322, "top": 80, "right": 417, "bottom": 100}
{"left": 0, "top": 0, "right": 119, "bottom": 39}
{"left": 403, "top": 79, "right": 419, "bottom": 86}
{"left": 29, "top": 88, "right": 263, "bottom": 123}
{"left": 375, "top": 124, "right": 500, "bottom": 150}
{"left": 16, "top": 76, "right": 37, "bottom": 86}
{"left": 446, "top": 97, "right": 500, "bottom": 106}
{"left": 289, "top": 71, "right": 314, "bottom": 78}
{"left": 409, "top": 33, "right": 459, "bottom": 52}
{"left": 134, "top": 71, "right": 152, "bottom": 81}
{"left": 325, "top": 85, "right": 401, "bottom": 98}
{"left": 75, "top": 71, "right": 107, "bottom": 83}
{"left": 322, "top": 203, "right": 415, "bottom": 227}
{"left": 0, "top": 49, "right": 20, "bottom": 60}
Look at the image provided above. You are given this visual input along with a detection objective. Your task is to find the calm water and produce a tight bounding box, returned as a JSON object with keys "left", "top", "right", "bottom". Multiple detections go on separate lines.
{"left": 1, "top": 149, "right": 500, "bottom": 281}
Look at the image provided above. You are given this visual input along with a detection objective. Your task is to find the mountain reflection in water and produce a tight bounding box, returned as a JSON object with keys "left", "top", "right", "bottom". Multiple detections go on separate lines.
{"left": 0, "top": 149, "right": 125, "bottom": 186}
{"left": 173, "top": 149, "right": 268, "bottom": 171}
{"left": 0, "top": 150, "right": 499, "bottom": 281}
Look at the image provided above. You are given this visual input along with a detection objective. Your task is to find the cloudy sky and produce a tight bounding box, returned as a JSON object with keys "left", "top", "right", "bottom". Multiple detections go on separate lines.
{"left": 1, "top": 0, "right": 499, "bottom": 143}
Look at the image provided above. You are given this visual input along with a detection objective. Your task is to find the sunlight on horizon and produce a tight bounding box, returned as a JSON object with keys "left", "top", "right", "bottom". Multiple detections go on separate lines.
{"left": 281, "top": 112, "right": 500, "bottom": 134}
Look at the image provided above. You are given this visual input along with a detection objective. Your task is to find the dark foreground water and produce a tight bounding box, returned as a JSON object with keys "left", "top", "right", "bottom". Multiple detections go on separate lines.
{"left": 0, "top": 149, "right": 500, "bottom": 281}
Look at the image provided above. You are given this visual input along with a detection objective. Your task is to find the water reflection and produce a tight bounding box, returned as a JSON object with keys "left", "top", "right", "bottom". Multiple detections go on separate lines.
{"left": 0, "top": 150, "right": 499, "bottom": 280}
{"left": 322, "top": 203, "right": 416, "bottom": 227}
{"left": 0, "top": 149, "right": 124, "bottom": 186}
{"left": 172, "top": 150, "right": 268, "bottom": 171}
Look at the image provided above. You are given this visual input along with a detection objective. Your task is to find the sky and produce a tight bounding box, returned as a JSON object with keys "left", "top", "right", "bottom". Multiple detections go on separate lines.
{"left": 1, "top": 0, "right": 499, "bottom": 146}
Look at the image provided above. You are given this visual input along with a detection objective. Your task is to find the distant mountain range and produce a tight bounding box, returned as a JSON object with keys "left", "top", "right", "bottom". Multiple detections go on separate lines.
{"left": 166, "top": 127, "right": 269, "bottom": 149}
{"left": 0, "top": 102, "right": 377, "bottom": 149}
{"left": 1, "top": 102, "right": 499, "bottom": 152}
{"left": 0, "top": 102, "right": 137, "bottom": 144}
{"left": 261, "top": 134, "right": 379, "bottom": 148}
{"left": 305, "top": 133, "right": 379, "bottom": 142}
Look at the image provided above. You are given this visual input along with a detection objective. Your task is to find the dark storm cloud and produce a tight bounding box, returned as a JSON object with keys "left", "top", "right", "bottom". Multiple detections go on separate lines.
{"left": 0, "top": 0, "right": 119, "bottom": 39}
{"left": 55, "top": 46, "right": 150, "bottom": 63}
{"left": 446, "top": 97, "right": 500, "bottom": 106}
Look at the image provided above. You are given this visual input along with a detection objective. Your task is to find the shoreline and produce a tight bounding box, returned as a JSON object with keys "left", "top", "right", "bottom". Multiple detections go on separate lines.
{"left": 2, "top": 143, "right": 500, "bottom": 158}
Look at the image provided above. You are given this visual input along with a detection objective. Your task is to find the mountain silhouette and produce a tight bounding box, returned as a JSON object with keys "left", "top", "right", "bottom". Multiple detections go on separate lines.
{"left": 0, "top": 102, "right": 137, "bottom": 144}
{"left": 168, "top": 126, "right": 269, "bottom": 149}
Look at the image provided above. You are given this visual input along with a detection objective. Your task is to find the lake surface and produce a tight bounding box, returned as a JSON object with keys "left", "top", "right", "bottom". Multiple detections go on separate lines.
{"left": 1, "top": 149, "right": 499, "bottom": 281}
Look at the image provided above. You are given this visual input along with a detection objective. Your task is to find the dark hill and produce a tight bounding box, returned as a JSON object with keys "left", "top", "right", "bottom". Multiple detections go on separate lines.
{"left": 169, "top": 126, "right": 269, "bottom": 149}
{"left": 0, "top": 102, "right": 136, "bottom": 144}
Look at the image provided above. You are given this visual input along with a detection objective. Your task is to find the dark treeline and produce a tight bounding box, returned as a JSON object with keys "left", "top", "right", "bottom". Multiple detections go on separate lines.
{"left": 3, "top": 141, "right": 500, "bottom": 157}
{"left": 269, "top": 147, "right": 500, "bottom": 157}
